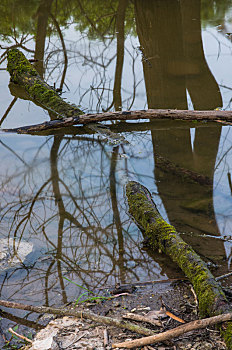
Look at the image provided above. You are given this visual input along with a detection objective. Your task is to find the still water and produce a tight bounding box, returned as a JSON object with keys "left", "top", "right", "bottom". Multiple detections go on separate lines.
{"left": 1, "top": 0, "right": 232, "bottom": 344}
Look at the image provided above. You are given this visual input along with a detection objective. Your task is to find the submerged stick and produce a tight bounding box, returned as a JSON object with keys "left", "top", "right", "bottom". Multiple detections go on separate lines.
{"left": 126, "top": 181, "right": 232, "bottom": 348}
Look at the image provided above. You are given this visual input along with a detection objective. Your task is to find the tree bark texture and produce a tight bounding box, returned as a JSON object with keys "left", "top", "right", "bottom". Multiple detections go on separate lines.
{"left": 126, "top": 181, "right": 232, "bottom": 348}
{"left": 7, "top": 49, "right": 82, "bottom": 120}
{"left": 3, "top": 108, "right": 232, "bottom": 133}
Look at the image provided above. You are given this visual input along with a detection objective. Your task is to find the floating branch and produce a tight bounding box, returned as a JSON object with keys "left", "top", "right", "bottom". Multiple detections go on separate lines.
{"left": 3, "top": 108, "right": 232, "bottom": 134}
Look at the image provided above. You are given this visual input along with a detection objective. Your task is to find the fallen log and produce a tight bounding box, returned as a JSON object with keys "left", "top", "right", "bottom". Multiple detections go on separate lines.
{"left": 126, "top": 181, "right": 232, "bottom": 348}
{"left": 5, "top": 49, "right": 127, "bottom": 145}
{"left": 7, "top": 49, "right": 83, "bottom": 119}
{"left": 3, "top": 108, "right": 232, "bottom": 133}
{"left": 5, "top": 49, "right": 232, "bottom": 134}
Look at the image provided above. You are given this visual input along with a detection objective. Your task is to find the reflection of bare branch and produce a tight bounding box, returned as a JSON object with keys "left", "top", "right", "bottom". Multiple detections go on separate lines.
{"left": 0, "top": 97, "right": 18, "bottom": 126}
{"left": 0, "top": 140, "right": 28, "bottom": 166}
{"left": 110, "top": 146, "right": 126, "bottom": 283}
{"left": 50, "top": 13, "right": 68, "bottom": 90}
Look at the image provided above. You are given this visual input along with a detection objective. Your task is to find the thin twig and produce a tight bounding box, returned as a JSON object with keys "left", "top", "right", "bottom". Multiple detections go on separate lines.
{"left": 8, "top": 328, "right": 33, "bottom": 343}
{"left": 165, "top": 311, "right": 185, "bottom": 324}
{"left": 103, "top": 328, "right": 109, "bottom": 347}
{"left": 122, "top": 313, "right": 162, "bottom": 327}
{"left": 0, "top": 299, "right": 154, "bottom": 337}
{"left": 216, "top": 271, "right": 232, "bottom": 281}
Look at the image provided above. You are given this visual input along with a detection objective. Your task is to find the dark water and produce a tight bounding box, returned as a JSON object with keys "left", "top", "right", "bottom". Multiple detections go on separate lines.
{"left": 1, "top": 0, "right": 232, "bottom": 346}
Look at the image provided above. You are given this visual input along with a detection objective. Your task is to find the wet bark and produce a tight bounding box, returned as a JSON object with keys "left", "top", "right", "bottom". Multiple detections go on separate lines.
{"left": 7, "top": 49, "right": 83, "bottom": 120}
{"left": 3, "top": 107, "right": 232, "bottom": 134}
{"left": 126, "top": 181, "right": 232, "bottom": 348}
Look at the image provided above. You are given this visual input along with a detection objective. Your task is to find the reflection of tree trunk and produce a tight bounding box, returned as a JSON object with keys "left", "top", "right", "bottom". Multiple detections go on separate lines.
{"left": 135, "top": 0, "right": 225, "bottom": 262}
{"left": 181, "top": 0, "right": 222, "bottom": 109}
{"left": 50, "top": 136, "right": 67, "bottom": 304}
{"left": 113, "top": 0, "right": 128, "bottom": 110}
{"left": 110, "top": 146, "right": 126, "bottom": 284}
{"left": 34, "top": 0, "right": 54, "bottom": 78}
{"left": 135, "top": 0, "right": 187, "bottom": 109}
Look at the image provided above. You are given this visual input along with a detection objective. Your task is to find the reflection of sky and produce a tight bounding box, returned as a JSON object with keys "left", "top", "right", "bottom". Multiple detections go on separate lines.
{"left": 203, "top": 28, "right": 232, "bottom": 109}
{"left": 214, "top": 126, "right": 232, "bottom": 263}
{"left": 0, "top": 18, "right": 232, "bottom": 290}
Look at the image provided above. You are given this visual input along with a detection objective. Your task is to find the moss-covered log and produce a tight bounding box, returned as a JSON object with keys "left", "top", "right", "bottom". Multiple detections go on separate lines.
{"left": 7, "top": 49, "right": 83, "bottom": 119}
{"left": 4, "top": 50, "right": 232, "bottom": 134}
{"left": 126, "top": 181, "right": 232, "bottom": 348}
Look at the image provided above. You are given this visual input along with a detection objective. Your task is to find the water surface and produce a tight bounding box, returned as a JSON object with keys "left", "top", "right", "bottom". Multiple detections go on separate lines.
{"left": 1, "top": 0, "right": 232, "bottom": 345}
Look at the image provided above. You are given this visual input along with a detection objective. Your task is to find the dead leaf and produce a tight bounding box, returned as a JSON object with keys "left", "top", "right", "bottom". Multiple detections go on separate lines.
{"left": 145, "top": 309, "right": 168, "bottom": 320}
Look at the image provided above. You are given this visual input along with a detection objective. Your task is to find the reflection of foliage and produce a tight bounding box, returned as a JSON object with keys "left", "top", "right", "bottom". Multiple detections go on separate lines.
{"left": 1, "top": 0, "right": 232, "bottom": 44}
{"left": 71, "top": 0, "right": 135, "bottom": 39}
{"left": 0, "top": 0, "right": 38, "bottom": 39}
{"left": 201, "top": 0, "right": 232, "bottom": 27}
{"left": 0, "top": 0, "right": 135, "bottom": 43}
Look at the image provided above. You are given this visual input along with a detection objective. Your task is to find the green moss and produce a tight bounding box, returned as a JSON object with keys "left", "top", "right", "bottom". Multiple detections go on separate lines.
{"left": 7, "top": 48, "right": 38, "bottom": 78}
{"left": 126, "top": 181, "right": 228, "bottom": 318}
{"left": 7, "top": 48, "right": 83, "bottom": 118}
{"left": 28, "top": 84, "right": 59, "bottom": 104}
{"left": 220, "top": 321, "right": 232, "bottom": 349}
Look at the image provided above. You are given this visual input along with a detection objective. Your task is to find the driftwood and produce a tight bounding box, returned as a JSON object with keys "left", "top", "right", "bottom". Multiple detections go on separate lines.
{"left": 112, "top": 313, "right": 231, "bottom": 348}
{"left": 126, "top": 181, "right": 232, "bottom": 348}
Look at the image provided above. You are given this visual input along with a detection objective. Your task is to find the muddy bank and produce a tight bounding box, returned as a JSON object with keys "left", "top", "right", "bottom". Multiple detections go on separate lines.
{"left": 21, "top": 279, "right": 226, "bottom": 350}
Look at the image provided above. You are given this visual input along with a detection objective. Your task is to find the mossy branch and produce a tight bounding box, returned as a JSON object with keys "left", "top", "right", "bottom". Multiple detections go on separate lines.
{"left": 7, "top": 48, "right": 83, "bottom": 119}
{"left": 126, "top": 181, "right": 232, "bottom": 348}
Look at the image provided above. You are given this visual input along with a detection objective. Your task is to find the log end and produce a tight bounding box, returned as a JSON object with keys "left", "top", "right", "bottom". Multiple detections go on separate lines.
{"left": 7, "top": 49, "right": 38, "bottom": 79}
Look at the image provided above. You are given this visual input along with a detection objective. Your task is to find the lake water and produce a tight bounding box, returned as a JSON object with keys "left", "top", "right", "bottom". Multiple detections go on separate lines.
{"left": 1, "top": 0, "right": 232, "bottom": 345}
